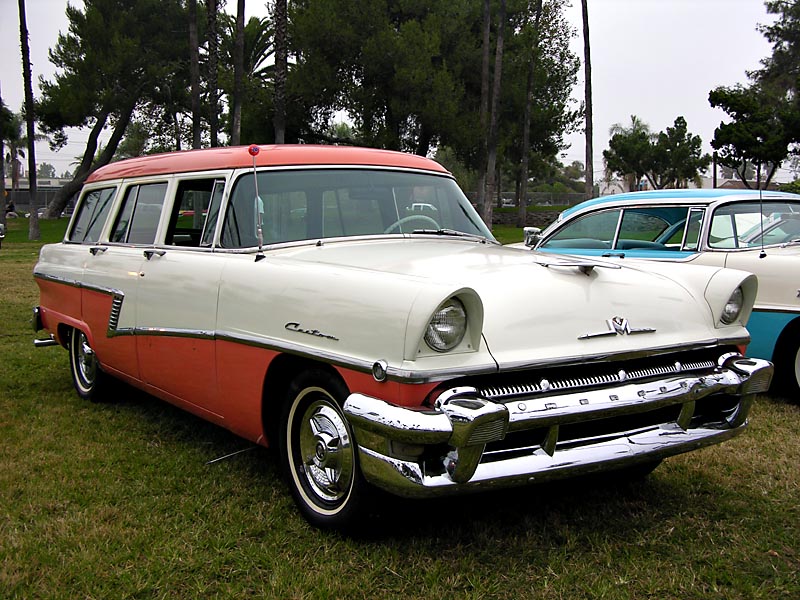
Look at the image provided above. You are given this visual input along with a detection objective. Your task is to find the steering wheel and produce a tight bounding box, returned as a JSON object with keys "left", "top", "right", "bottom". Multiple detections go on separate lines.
{"left": 383, "top": 214, "right": 440, "bottom": 234}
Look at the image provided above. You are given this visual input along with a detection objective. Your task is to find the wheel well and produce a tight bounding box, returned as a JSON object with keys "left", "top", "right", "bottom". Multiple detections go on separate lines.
{"left": 56, "top": 323, "right": 72, "bottom": 349}
{"left": 261, "top": 355, "right": 348, "bottom": 446}
{"left": 772, "top": 315, "right": 800, "bottom": 366}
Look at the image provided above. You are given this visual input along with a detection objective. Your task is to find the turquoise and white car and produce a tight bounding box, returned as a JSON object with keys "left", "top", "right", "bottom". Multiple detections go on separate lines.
{"left": 524, "top": 189, "right": 800, "bottom": 397}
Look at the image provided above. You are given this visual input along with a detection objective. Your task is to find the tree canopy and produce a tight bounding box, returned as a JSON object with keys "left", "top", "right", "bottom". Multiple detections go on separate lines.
{"left": 709, "top": 85, "right": 795, "bottom": 188}
{"left": 36, "top": 0, "right": 188, "bottom": 213}
{"left": 708, "top": 0, "right": 800, "bottom": 188}
{"left": 603, "top": 116, "right": 710, "bottom": 190}
{"left": 26, "top": 0, "right": 580, "bottom": 216}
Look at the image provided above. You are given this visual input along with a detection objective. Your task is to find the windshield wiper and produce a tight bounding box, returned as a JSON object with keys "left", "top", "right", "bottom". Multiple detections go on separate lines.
{"left": 411, "top": 228, "right": 493, "bottom": 242}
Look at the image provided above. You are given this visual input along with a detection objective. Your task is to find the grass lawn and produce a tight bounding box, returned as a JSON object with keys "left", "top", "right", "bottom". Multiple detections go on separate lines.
{"left": 1, "top": 218, "right": 798, "bottom": 598}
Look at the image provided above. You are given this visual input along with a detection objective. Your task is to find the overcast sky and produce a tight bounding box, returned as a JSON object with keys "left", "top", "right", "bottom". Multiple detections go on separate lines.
{"left": 0, "top": 0, "right": 782, "bottom": 180}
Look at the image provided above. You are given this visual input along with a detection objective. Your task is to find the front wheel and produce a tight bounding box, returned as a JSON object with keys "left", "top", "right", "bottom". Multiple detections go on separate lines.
{"left": 68, "top": 328, "right": 109, "bottom": 401}
{"left": 279, "top": 370, "right": 368, "bottom": 530}
{"left": 774, "top": 337, "right": 800, "bottom": 400}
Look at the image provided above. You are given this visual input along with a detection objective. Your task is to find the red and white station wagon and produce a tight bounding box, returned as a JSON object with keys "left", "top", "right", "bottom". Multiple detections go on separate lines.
{"left": 34, "top": 145, "right": 772, "bottom": 529}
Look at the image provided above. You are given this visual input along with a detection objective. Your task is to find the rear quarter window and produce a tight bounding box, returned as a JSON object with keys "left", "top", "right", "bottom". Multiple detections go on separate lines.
{"left": 68, "top": 187, "right": 117, "bottom": 243}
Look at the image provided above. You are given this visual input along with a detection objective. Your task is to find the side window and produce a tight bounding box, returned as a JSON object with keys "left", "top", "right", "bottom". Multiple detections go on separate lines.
{"left": 682, "top": 208, "right": 704, "bottom": 250}
{"left": 617, "top": 210, "right": 670, "bottom": 244}
{"left": 200, "top": 180, "right": 226, "bottom": 247}
{"left": 165, "top": 179, "right": 221, "bottom": 247}
{"left": 541, "top": 209, "right": 620, "bottom": 250}
{"left": 110, "top": 182, "right": 168, "bottom": 244}
{"left": 709, "top": 211, "right": 736, "bottom": 248}
{"left": 69, "top": 187, "right": 117, "bottom": 243}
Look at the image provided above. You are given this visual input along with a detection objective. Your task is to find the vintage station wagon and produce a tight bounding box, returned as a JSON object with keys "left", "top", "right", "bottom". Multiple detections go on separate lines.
{"left": 523, "top": 189, "right": 800, "bottom": 398}
{"left": 34, "top": 146, "right": 773, "bottom": 529}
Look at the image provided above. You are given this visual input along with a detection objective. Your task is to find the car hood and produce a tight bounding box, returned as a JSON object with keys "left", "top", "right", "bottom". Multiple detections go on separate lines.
{"left": 264, "top": 238, "right": 750, "bottom": 371}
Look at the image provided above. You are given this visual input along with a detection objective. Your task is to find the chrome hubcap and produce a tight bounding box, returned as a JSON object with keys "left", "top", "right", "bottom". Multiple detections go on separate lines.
{"left": 75, "top": 332, "right": 96, "bottom": 386}
{"left": 297, "top": 401, "right": 353, "bottom": 503}
{"left": 794, "top": 345, "right": 800, "bottom": 389}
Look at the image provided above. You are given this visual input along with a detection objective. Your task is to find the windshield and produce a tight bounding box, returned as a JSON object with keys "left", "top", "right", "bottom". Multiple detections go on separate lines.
{"left": 220, "top": 168, "right": 494, "bottom": 248}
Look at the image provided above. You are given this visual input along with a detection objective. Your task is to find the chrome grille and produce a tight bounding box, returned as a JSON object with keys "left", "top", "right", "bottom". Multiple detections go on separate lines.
{"left": 478, "top": 356, "right": 720, "bottom": 402}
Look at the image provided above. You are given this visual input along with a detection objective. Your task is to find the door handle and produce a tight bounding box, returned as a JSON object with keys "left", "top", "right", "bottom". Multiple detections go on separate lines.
{"left": 89, "top": 246, "right": 107, "bottom": 255}
{"left": 143, "top": 249, "right": 166, "bottom": 260}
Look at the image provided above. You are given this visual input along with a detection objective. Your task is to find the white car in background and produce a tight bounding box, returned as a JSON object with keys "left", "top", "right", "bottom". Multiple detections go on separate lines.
{"left": 524, "top": 189, "right": 800, "bottom": 397}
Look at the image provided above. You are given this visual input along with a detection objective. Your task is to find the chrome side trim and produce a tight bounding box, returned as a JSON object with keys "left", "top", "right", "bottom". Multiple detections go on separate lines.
{"left": 107, "top": 292, "right": 125, "bottom": 334}
{"left": 33, "top": 272, "right": 124, "bottom": 298}
{"left": 33, "top": 272, "right": 82, "bottom": 288}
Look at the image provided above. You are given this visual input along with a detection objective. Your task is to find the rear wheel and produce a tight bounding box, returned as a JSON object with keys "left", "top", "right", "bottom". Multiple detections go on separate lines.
{"left": 279, "top": 369, "right": 368, "bottom": 530}
{"left": 68, "top": 328, "right": 109, "bottom": 401}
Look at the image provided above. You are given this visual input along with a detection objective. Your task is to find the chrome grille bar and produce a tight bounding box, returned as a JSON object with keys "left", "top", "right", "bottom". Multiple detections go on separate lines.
{"left": 479, "top": 358, "right": 718, "bottom": 401}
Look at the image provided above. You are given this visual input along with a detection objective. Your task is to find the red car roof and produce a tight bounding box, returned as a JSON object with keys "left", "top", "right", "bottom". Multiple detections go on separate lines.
{"left": 85, "top": 145, "right": 450, "bottom": 183}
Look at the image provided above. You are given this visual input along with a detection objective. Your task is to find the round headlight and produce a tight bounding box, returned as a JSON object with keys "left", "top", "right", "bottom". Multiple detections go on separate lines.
{"left": 720, "top": 287, "right": 744, "bottom": 325}
{"left": 424, "top": 298, "right": 467, "bottom": 352}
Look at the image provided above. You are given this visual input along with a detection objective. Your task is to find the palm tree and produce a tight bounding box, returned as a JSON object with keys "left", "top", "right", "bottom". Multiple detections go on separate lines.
{"left": 230, "top": 0, "right": 245, "bottom": 145}
{"left": 3, "top": 111, "right": 26, "bottom": 192}
{"left": 605, "top": 115, "right": 653, "bottom": 191}
{"left": 517, "top": 0, "right": 544, "bottom": 228}
{"left": 18, "top": 0, "right": 39, "bottom": 238}
{"left": 3, "top": 111, "right": 47, "bottom": 192}
{"left": 189, "top": 0, "right": 201, "bottom": 149}
{"left": 0, "top": 90, "right": 11, "bottom": 227}
{"left": 581, "top": 0, "right": 594, "bottom": 200}
{"left": 272, "top": 0, "right": 287, "bottom": 144}
{"left": 482, "top": 0, "right": 506, "bottom": 226}
{"left": 207, "top": 0, "right": 220, "bottom": 146}
{"left": 608, "top": 114, "right": 651, "bottom": 139}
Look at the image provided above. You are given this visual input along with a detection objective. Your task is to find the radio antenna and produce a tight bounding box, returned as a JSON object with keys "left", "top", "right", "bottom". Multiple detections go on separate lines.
{"left": 758, "top": 162, "right": 766, "bottom": 259}
{"left": 248, "top": 145, "right": 266, "bottom": 262}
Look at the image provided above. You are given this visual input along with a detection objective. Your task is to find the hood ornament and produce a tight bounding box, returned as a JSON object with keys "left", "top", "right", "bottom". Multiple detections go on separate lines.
{"left": 579, "top": 316, "right": 656, "bottom": 340}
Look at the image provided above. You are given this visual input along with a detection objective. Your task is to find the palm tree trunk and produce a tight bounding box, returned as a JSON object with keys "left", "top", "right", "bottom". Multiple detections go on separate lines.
{"left": 207, "top": 0, "right": 220, "bottom": 147}
{"left": 517, "top": 0, "right": 543, "bottom": 228}
{"left": 482, "top": 0, "right": 506, "bottom": 227}
{"left": 189, "top": 0, "right": 202, "bottom": 149}
{"left": 476, "top": 0, "right": 491, "bottom": 215}
{"left": 581, "top": 0, "right": 594, "bottom": 200}
{"left": 0, "top": 85, "right": 6, "bottom": 229}
{"left": 231, "top": 0, "right": 245, "bottom": 146}
{"left": 18, "top": 0, "right": 39, "bottom": 239}
{"left": 273, "top": 0, "right": 287, "bottom": 144}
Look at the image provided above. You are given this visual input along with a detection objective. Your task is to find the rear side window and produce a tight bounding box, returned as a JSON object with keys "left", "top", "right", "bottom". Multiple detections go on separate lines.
{"left": 164, "top": 178, "right": 223, "bottom": 247}
{"left": 111, "top": 183, "right": 168, "bottom": 244}
{"left": 68, "top": 187, "right": 117, "bottom": 243}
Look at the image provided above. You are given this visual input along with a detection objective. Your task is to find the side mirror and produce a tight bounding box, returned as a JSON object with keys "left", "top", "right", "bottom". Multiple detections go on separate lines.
{"left": 523, "top": 226, "right": 542, "bottom": 248}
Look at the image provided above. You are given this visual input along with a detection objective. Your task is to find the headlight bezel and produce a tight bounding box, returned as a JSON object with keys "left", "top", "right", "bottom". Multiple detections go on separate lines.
{"left": 720, "top": 286, "right": 744, "bottom": 325}
{"left": 424, "top": 297, "right": 468, "bottom": 352}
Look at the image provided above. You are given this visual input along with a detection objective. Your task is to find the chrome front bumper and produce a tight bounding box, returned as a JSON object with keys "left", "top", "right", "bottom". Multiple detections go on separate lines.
{"left": 343, "top": 355, "right": 772, "bottom": 497}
